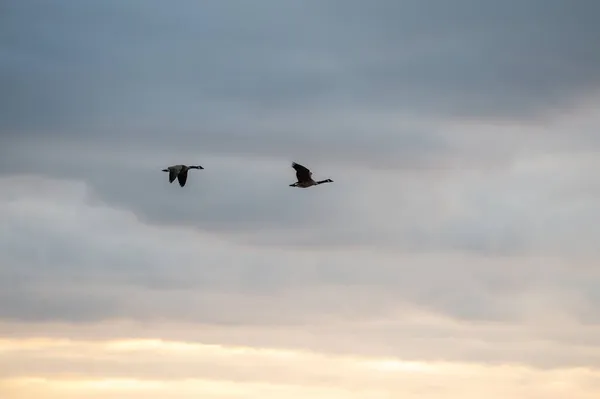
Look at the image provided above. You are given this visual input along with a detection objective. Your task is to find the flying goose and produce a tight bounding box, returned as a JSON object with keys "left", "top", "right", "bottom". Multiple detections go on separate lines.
{"left": 289, "top": 162, "right": 333, "bottom": 188}
{"left": 162, "top": 164, "right": 204, "bottom": 187}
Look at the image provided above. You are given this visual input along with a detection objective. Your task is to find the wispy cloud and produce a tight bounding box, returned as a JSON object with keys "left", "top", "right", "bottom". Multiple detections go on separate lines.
{"left": 1, "top": 337, "right": 600, "bottom": 399}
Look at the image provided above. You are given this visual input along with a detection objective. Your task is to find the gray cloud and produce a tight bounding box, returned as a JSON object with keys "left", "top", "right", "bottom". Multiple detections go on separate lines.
{"left": 2, "top": 0, "right": 600, "bottom": 156}
{"left": 2, "top": 0, "right": 600, "bottom": 373}
{"left": 1, "top": 176, "right": 599, "bottom": 326}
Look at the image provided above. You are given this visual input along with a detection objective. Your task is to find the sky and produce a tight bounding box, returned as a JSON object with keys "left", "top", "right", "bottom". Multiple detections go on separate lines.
{"left": 2, "top": 0, "right": 600, "bottom": 397}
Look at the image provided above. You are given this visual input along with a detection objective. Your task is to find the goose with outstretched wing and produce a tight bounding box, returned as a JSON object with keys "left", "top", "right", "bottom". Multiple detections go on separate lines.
{"left": 162, "top": 164, "right": 204, "bottom": 187}
{"left": 289, "top": 162, "right": 333, "bottom": 188}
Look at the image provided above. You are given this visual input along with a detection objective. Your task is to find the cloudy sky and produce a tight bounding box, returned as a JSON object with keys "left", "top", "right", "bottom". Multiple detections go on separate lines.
{"left": 2, "top": 0, "right": 600, "bottom": 397}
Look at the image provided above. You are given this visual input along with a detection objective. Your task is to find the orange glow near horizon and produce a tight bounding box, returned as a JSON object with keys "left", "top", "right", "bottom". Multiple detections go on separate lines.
{"left": 1, "top": 336, "right": 599, "bottom": 399}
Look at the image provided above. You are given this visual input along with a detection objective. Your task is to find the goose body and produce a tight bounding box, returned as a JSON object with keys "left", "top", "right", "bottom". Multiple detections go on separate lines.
{"left": 289, "top": 162, "right": 333, "bottom": 188}
{"left": 162, "top": 164, "right": 204, "bottom": 187}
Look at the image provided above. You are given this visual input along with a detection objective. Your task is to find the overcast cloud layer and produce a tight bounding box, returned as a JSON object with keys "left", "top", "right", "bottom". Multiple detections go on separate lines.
{"left": 2, "top": 0, "right": 600, "bottom": 397}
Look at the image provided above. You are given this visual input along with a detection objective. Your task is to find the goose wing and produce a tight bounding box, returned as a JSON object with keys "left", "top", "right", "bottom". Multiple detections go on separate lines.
{"left": 292, "top": 162, "right": 312, "bottom": 182}
{"left": 168, "top": 167, "right": 178, "bottom": 183}
{"left": 177, "top": 169, "right": 188, "bottom": 187}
